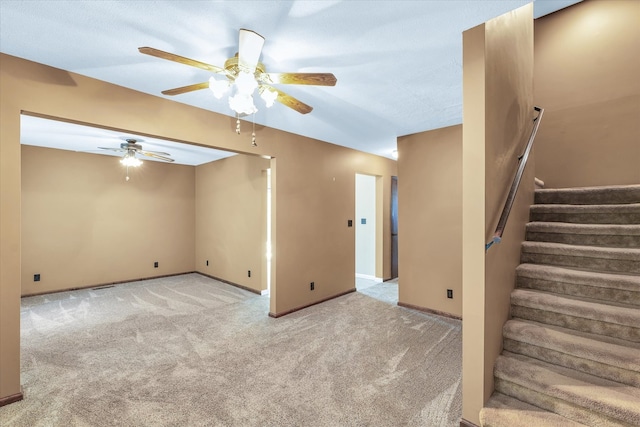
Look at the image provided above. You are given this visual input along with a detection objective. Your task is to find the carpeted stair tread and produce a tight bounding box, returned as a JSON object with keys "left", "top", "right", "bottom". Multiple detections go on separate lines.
{"left": 510, "top": 288, "right": 640, "bottom": 342}
{"left": 535, "top": 184, "right": 640, "bottom": 205}
{"left": 516, "top": 263, "right": 640, "bottom": 307}
{"left": 517, "top": 263, "right": 640, "bottom": 293}
{"left": 503, "top": 319, "right": 640, "bottom": 386}
{"left": 521, "top": 241, "right": 640, "bottom": 274}
{"left": 511, "top": 289, "right": 640, "bottom": 329}
{"left": 507, "top": 318, "right": 640, "bottom": 351}
{"left": 527, "top": 222, "right": 640, "bottom": 236}
{"left": 529, "top": 203, "right": 640, "bottom": 224}
{"left": 494, "top": 352, "right": 640, "bottom": 426}
{"left": 526, "top": 222, "right": 640, "bottom": 247}
{"left": 480, "top": 393, "right": 588, "bottom": 427}
{"left": 521, "top": 241, "right": 640, "bottom": 262}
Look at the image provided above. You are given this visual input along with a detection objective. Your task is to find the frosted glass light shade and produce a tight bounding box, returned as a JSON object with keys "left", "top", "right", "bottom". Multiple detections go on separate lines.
{"left": 234, "top": 71, "right": 258, "bottom": 95}
{"left": 229, "top": 93, "right": 257, "bottom": 115}
{"left": 209, "top": 77, "right": 230, "bottom": 99}
{"left": 260, "top": 87, "right": 278, "bottom": 108}
{"left": 120, "top": 153, "right": 142, "bottom": 167}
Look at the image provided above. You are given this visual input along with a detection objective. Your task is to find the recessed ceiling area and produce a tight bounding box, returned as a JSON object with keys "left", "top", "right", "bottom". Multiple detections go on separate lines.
{"left": 20, "top": 115, "right": 237, "bottom": 166}
{"left": 2, "top": 1, "right": 582, "bottom": 159}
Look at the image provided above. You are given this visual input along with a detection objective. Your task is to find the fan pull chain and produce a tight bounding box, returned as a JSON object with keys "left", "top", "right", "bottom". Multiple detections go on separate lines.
{"left": 252, "top": 113, "right": 257, "bottom": 147}
{"left": 236, "top": 115, "right": 241, "bottom": 134}
{"left": 125, "top": 165, "right": 130, "bottom": 182}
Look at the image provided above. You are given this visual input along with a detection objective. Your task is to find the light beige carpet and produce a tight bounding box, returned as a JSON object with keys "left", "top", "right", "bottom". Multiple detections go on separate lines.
{"left": 1, "top": 273, "right": 461, "bottom": 426}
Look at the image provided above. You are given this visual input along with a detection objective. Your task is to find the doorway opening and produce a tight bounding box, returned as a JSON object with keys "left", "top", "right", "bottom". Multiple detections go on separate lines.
{"left": 265, "top": 167, "right": 272, "bottom": 293}
{"left": 391, "top": 175, "right": 398, "bottom": 279}
{"left": 19, "top": 113, "right": 271, "bottom": 299}
{"left": 355, "top": 173, "right": 380, "bottom": 290}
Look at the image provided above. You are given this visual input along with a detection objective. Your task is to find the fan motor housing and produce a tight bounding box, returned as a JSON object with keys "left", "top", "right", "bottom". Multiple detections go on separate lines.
{"left": 224, "top": 54, "right": 267, "bottom": 81}
{"left": 121, "top": 141, "right": 142, "bottom": 150}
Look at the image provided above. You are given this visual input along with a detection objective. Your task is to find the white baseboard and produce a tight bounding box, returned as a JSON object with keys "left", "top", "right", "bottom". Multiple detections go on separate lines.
{"left": 355, "top": 273, "right": 383, "bottom": 282}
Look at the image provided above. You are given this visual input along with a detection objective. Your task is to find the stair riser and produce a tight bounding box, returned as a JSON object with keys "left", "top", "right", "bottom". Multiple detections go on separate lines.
{"left": 520, "top": 253, "right": 640, "bottom": 275}
{"left": 494, "top": 379, "right": 636, "bottom": 427}
{"left": 479, "top": 416, "right": 504, "bottom": 427}
{"left": 526, "top": 231, "right": 640, "bottom": 248}
{"left": 529, "top": 212, "right": 640, "bottom": 224}
{"left": 535, "top": 188, "right": 640, "bottom": 205}
{"left": 516, "top": 276, "right": 640, "bottom": 307}
{"left": 503, "top": 338, "right": 640, "bottom": 387}
{"left": 510, "top": 306, "right": 640, "bottom": 343}
{"left": 481, "top": 393, "right": 588, "bottom": 427}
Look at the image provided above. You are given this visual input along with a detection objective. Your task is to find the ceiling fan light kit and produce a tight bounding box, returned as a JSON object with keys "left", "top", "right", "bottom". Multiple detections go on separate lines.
{"left": 120, "top": 151, "right": 142, "bottom": 167}
{"left": 139, "top": 28, "right": 337, "bottom": 145}
{"left": 120, "top": 150, "right": 142, "bottom": 182}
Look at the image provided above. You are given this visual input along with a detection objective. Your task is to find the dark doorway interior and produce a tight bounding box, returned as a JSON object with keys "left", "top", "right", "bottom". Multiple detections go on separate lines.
{"left": 390, "top": 176, "right": 398, "bottom": 279}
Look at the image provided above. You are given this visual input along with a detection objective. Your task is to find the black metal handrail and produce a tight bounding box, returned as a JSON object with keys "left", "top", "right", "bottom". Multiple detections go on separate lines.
{"left": 486, "top": 106, "right": 544, "bottom": 252}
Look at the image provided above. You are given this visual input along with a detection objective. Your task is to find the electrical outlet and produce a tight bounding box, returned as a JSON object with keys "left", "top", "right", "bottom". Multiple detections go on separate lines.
{"left": 310, "top": 282, "right": 315, "bottom": 291}
{"left": 154, "top": 261, "right": 158, "bottom": 268}
{"left": 34, "top": 274, "right": 40, "bottom": 282}
{"left": 447, "top": 289, "right": 453, "bottom": 299}
{"left": 248, "top": 270, "right": 251, "bottom": 278}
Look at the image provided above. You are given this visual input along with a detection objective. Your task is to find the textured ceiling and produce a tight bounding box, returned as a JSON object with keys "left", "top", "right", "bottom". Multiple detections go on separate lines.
{"left": 1, "top": 0, "right": 581, "bottom": 162}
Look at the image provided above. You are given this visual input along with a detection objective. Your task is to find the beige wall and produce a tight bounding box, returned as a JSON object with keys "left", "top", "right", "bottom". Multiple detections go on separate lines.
{"left": 397, "top": 125, "right": 462, "bottom": 317}
{"left": 0, "top": 65, "right": 22, "bottom": 400}
{"left": 195, "top": 154, "right": 270, "bottom": 293}
{"left": 271, "top": 142, "right": 397, "bottom": 314}
{"left": 21, "top": 145, "right": 270, "bottom": 296}
{"left": 20, "top": 145, "right": 196, "bottom": 295}
{"left": 462, "top": 25, "right": 488, "bottom": 425}
{"left": 0, "top": 54, "right": 397, "bottom": 401}
{"left": 462, "top": 4, "right": 534, "bottom": 425}
{"left": 534, "top": 0, "right": 640, "bottom": 188}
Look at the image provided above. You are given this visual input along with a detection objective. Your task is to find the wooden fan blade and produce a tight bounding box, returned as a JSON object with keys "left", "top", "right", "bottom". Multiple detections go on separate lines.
{"left": 161, "top": 82, "right": 210, "bottom": 96}
{"left": 269, "top": 87, "right": 313, "bottom": 114}
{"left": 139, "top": 151, "right": 174, "bottom": 162}
{"left": 139, "top": 47, "right": 224, "bottom": 73}
{"left": 265, "top": 73, "right": 337, "bottom": 86}
{"left": 238, "top": 29, "right": 265, "bottom": 73}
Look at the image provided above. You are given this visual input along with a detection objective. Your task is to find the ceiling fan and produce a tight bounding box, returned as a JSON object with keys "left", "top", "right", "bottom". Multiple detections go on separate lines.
{"left": 98, "top": 138, "right": 174, "bottom": 165}
{"left": 98, "top": 138, "right": 174, "bottom": 181}
{"left": 139, "top": 28, "right": 337, "bottom": 115}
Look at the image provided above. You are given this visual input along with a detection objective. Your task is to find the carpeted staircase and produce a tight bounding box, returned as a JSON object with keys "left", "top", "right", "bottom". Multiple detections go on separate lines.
{"left": 480, "top": 184, "right": 640, "bottom": 427}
